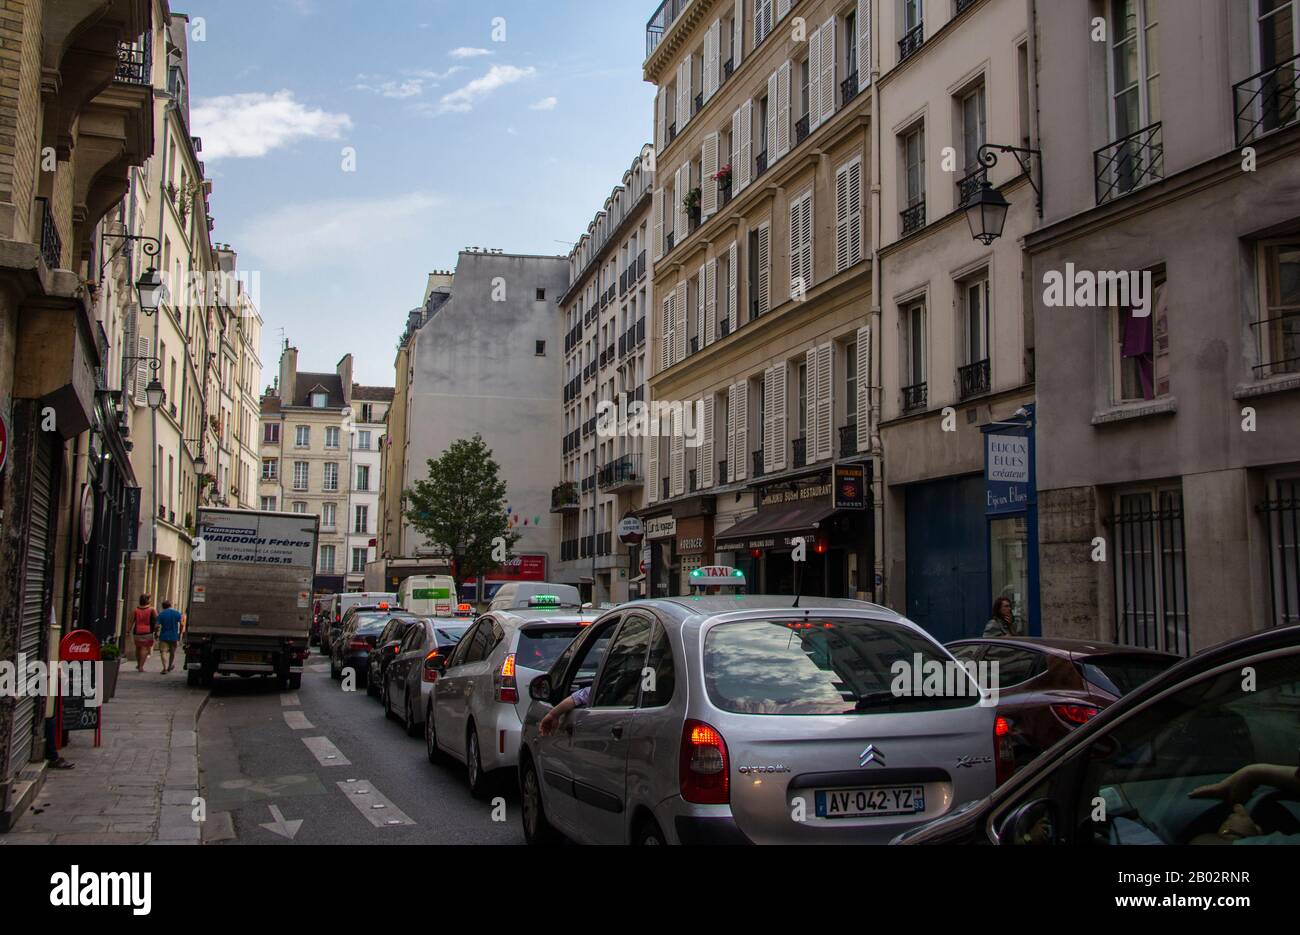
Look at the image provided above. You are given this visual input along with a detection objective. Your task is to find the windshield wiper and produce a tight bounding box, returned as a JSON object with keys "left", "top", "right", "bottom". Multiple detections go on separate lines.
{"left": 853, "top": 691, "right": 902, "bottom": 710}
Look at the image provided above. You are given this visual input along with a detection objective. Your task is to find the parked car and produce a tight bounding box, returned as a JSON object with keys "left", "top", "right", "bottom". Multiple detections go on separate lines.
{"left": 331, "top": 610, "right": 415, "bottom": 684}
{"left": 367, "top": 615, "right": 425, "bottom": 697}
{"left": 896, "top": 625, "right": 1300, "bottom": 845}
{"left": 380, "top": 619, "right": 472, "bottom": 735}
{"left": 516, "top": 596, "right": 1001, "bottom": 845}
{"left": 427, "top": 602, "right": 595, "bottom": 796}
{"left": 945, "top": 637, "right": 1178, "bottom": 771}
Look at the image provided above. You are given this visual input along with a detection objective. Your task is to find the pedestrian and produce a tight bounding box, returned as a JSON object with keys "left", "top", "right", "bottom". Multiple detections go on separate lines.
{"left": 982, "top": 596, "right": 1019, "bottom": 638}
{"left": 157, "top": 599, "right": 183, "bottom": 673}
{"left": 131, "top": 594, "right": 158, "bottom": 672}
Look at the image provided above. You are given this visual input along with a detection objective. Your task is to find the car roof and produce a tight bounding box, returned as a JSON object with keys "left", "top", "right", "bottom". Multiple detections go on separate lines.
{"left": 491, "top": 609, "right": 596, "bottom": 627}
{"left": 947, "top": 636, "right": 1179, "bottom": 658}
{"left": 623, "top": 594, "right": 904, "bottom": 623}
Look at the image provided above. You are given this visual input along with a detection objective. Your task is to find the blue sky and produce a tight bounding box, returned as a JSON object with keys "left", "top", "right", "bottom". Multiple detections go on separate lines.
{"left": 185, "top": 0, "right": 655, "bottom": 387}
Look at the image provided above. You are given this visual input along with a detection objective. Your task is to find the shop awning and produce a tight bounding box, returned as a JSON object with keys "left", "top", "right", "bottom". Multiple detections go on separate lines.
{"left": 715, "top": 503, "right": 839, "bottom": 552}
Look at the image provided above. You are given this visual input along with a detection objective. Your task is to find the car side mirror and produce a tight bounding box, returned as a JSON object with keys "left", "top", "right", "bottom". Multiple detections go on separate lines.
{"left": 529, "top": 675, "right": 551, "bottom": 703}
{"left": 1000, "top": 799, "right": 1060, "bottom": 846}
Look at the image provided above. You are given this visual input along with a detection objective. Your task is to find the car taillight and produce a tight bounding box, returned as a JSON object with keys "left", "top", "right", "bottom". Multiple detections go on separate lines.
{"left": 994, "top": 715, "right": 1015, "bottom": 786}
{"left": 422, "top": 651, "right": 441, "bottom": 683}
{"left": 495, "top": 653, "right": 518, "bottom": 703}
{"left": 679, "top": 719, "right": 729, "bottom": 804}
{"left": 348, "top": 639, "right": 369, "bottom": 651}
{"left": 1051, "top": 703, "right": 1099, "bottom": 726}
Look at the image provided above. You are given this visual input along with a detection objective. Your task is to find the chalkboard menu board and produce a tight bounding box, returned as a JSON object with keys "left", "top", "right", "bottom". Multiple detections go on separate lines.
{"left": 61, "top": 694, "right": 100, "bottom": 732}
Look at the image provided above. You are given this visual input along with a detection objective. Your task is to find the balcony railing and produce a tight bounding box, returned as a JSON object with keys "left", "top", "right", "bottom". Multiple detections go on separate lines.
{"left": 667, "top": 121, "right": 678, "bottom": 145}
{"left": 956, "top": 0, "right": 980, "bottom": 13}
{"left": 752, "top": 449, "right": 765, "bottom": 478}
{"left": 755, "top": 149, "right": 768, "bottom": 177}
{"left": 795, "top": 113, "right": 810, "bottom": 145}
{"left": 688, "top": 469, "right": 697, "bottom": 493}
{"left": 646, "top": 0, "right": 691, "bottom": 57}
{"left": 35, "top": 197, "right": 61, "bottom": 270}
{"left": 1234, "top": 53, "right": 1300, "bottom": 147}
{"left": 598, "top": 453, "right": 643, "bottom": 491}
{"left": 900, "top": 199, "right": 926, "bottom": 235}
{"left": 689, "top": 335, "right": 700, "bottom": 355}
{"left": 958, "top": 358, "right": 991, "bottom": 400}
{"left": 551, "top": 482, "right": 580, "bottom": 512}
{"left": 899, "top": 23, "right": 925, "bottom": 62}
{"left": 839, "top": 423, "right": 858, "bottom": 458}
{"left": 115, "top": 35, "right": 151, "bottom": 86}
{"left": 718, "top": 316, "right": 731, "bottom": 339}
{"left": 1250, "top": 315, "right": 1300, "bottom": 378}
{"left": 792, "top": 436, "right": 806, "bottom": 469}
{"left": 840, "top": 70, "right": 860, "bottom": 107}
{"left": 956, "top": 166, "right": 987, "bottom": 208}
{"left": 724, "top": 57, "right": 735, "bottom": 80}
{"left": 662, "top": 477, "right": 670, "bottom": 500}
{"left": 1094, "top": 122, "right": 1163, "bottom": 205}
{"left": 720, "top": 181, "right": 733, "bottom": 208}
{"left": 718, "top": 459, "right": 728, "bottom": 485}
{"left": 694, "top": 92, "right": 703, "bottom": 115}
{"left": 665, "top": 230, "right": 675, "bottom": 253}
{"left": 901, "top": 382, "right": 928, "bottom": 413}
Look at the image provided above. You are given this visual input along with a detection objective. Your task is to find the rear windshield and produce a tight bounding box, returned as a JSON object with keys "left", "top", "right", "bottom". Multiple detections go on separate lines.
{"left": 1078, "top": 654, "right": 1176, "bottom": 696}
{"left": 516, "top": 626, "right": 583, "bottom": 671}
{"left": 356, "top": 620, "right": 390, "bottom": 636}
{"left": 704, "top": 618, "right": 981, "bottom": 715}
{"left": 433, "top": 625, "right": 470, "bottom": 646}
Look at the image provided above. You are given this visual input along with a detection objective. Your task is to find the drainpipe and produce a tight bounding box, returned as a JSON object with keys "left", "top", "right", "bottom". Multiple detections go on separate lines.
{"left": 151, "top": 92, "right": 176, "bottom": 599}
{"left": 869, "top": 13, "right": 885, "bottom": 608}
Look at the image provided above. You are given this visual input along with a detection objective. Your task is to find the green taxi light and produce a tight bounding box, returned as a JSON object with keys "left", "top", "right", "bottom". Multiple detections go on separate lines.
{"left": 529, "top": 594, "right": 560, "bottom": 606}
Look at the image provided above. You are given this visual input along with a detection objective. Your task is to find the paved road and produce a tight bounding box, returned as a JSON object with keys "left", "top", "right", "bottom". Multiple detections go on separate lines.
{"left": 197, "top": 650, "right": 524, "bottom": 845}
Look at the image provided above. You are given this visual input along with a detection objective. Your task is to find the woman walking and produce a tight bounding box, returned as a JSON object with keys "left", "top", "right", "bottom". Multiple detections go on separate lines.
{"left": 131, "top": 594, "right": 158, "bottom": 672}
{"left": 982, "top": 596, "right": 1020, "bottom": 637}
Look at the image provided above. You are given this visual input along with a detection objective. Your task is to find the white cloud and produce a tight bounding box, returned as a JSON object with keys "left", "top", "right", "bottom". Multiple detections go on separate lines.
{"left": 529, "top": 96, "right": 558, "bottom": 111}
{"left": 191, "top": 90, "right": 351, "bottom": 159}
{"left": 353, "top": 78, "right": 423, "bottom": 98}
{"left": 449, "top": 47, "right": 491, "bottom": 59}
{"left": 409, "top": 66, "right": 463, "bottom": 81}
{"left": 235, "top": 192, "right": 439, "bottom": 271}
{"left": 435, "top": 65, "right": 536, "bottom": 114}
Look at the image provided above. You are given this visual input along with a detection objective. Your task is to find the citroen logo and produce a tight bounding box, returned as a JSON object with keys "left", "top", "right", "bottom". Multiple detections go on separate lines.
{"left": 859, "top": 744, "right": 885, "bottom": 767}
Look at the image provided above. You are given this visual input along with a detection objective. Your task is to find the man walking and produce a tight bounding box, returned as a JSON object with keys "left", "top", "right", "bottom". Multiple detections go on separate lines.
{"left": 157, "top": 599, "right": 183, "bottom": 674}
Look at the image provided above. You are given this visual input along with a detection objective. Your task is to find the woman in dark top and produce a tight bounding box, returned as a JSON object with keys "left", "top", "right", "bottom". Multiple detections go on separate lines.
{"left": 982, "top": 596, "right": 1019, "bottom": 638}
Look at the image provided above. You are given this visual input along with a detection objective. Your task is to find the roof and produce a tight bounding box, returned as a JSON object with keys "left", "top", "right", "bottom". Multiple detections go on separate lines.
{"left": 291, "top": 372, "right": 345, "bottom": 407}
{"left": 352, "top": 384, "right": 394, "bottom": 402}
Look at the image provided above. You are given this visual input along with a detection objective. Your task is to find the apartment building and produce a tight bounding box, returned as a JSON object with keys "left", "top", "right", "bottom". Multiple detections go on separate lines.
{"left": 874, "top": 0, "right": 1038, "bottom": 642}
{"left": 346, "top": 388, "right": 392, "bottom": 588}
{"left": 1025, "top": 0, "right": 1300, "bottom": 651}
{"left": 384, "top": 251, "right": 567, "bottom": 602}
{"left": 553, "top": 150, "right": 654, "bottom": 604}
{"left": 643, "top": 0, "right": 876, "bottom": 599}
{"left": 212, "top": 243, "right": 264, "bottom": 511}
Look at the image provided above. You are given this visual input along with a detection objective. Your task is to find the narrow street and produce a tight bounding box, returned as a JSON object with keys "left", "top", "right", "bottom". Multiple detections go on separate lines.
{"left": 198, "top": 653, "right": 523, "bottom": 845}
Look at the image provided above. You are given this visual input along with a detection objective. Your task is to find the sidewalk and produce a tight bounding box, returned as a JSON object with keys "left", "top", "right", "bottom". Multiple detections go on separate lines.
{"left": 0, "top": 660, "right": 208, "bottom": 845}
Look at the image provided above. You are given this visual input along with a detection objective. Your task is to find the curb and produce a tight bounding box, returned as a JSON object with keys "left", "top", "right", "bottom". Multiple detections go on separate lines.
{"left": 148, "top": 683, "right": 210, "bottom": 846}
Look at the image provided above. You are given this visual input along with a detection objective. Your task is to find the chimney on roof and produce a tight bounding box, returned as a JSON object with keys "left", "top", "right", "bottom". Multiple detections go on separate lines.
{"left": 337, "top": 353, "right": 354, "bottom": 407}
{"left": 279, "top": 345, "right": 297, "bottom": 404}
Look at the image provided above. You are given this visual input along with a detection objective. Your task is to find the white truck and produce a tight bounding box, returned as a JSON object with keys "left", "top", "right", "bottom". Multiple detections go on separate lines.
{"left": 183, "top": 507, "right": 318, "bottom": 689}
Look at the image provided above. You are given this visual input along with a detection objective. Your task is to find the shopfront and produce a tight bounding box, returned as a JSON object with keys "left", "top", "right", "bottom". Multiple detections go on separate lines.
{"left": 644, "top": 497, "right": 715, "bottom": 597}
{"left": 982, "top": 406, "right": 1040, "bottom": 636}
{"left": 715, "top": 465, "right": 870, "bottom": 598}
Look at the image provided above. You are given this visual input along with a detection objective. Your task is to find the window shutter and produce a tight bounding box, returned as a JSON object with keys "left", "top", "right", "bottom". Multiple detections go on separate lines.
{"left": 652, "top": 186, "right": 664, "bottom": 260}
{"left": 777, "top": 0, "right": 791, "bottom": 21}
{"left": 762, "top": 366, "right": 775, "bottom": 473}
{"left": 776, "top": 60, "right": 792, "bottom": 157}
{"left": 815, "top": 342, "right": 833, "bottom": 461}
{"left": 702, "top": 132, "right": 719, "bottom": 219}
{"left": 726, "top": 383, "right": 737, "bottom": 480}
{"left": 134, "top": 334, "right": 151, "bottom": 406}
{"left": 655, "top": 89, "right": 666, "bottom": 153}
{"left": 700, "top": 395, "right": 715, "bottom": 488}
{"left": 670, "top": 410, "right": 685, "bottom": 496}
{"left": 733, "top": 380, "right": 748, "bottom": 480}
{"left": 753, "top": 0, "right": 763, "bottom": 46}
{"left": 704, "top": 258, "right": 717, "bottom": 346}
{"left": 674, "top": 281, "right": 688, "bottom": 364}
{"left": 661, "top": 293, "right": 674, "bottom": 372}
{"left": 818, "top": 17, "right": 836, "bottom": 126}
{"left": 734, "top": 0, "right": 744, "bottom": 67}
{"left": 857, "top": 0, "right": 871, "bottom": 83}
{"left": 856, "top": 325, "right": 872, "bottom": 452}
{"left": 846, "top": 157, "right": 862, "bottom": 267}
{"left": 677, "top": 59, "right": 691, "bottom": 131}
{"left": 805, "top": 348, "right": 818, "bottom": 454}
{"left": 704, "top": 21, "right": 721, "bottom": 102}
{"left": 808, "top": 25, "right": 823, "bottom": 130}
{"left": 727, "top": 241, "right": 738, "bottom": 331}
{"left": 123, "top": 306, "right": 139, "bottom": 398}
{"left": 790, "top": 195, "right": 802, "bottom": 296}
{"left": 675, "top": 163, "right": 690, "bottom": 240}
{"left": 756, "top": 221, "right": 770, "bottom": 316}
{"left": 766, "top": 69, "right": 779, "bottom": 165}
{"left": 737, "top": 100, "right": 753, "bottom": 191}
{"left": 647, "top": 434, "right": 660, "bottom": 503}
{"left": 696, "top": 266, "right": 705, "bottom": 346}
{"left": 770, "top": 363, "right": 787, "bottom": 471}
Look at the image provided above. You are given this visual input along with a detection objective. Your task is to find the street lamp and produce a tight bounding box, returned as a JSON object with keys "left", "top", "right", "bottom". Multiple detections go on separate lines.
{"left": 123, "top": 354, "right": 165, "bottom": 409}
{"left": 136, "top": 267, "right": 167, "bottom": 315}
{"left": 962, "top": 143, "right": 1042, "bottom": 245}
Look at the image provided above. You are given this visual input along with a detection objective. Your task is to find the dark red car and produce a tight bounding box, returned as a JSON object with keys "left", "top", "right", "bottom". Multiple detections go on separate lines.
{"left": 945, "top": 637, "right": 1178, "bottom": 772}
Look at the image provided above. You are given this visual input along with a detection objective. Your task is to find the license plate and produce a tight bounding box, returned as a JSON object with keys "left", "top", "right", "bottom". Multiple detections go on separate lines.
{"left": 231, "top": 651, "right": 266, "bottom": 664}
{"left": 814, "top": 785, "right": 925, "bottom": 819}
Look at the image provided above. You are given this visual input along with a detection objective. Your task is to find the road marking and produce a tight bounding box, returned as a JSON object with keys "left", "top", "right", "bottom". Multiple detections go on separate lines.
{"left": 280, "top": 692, "right": 301, "bottom": 706}
{"left": 336, "top": 780, "right": 415, "bottom": 827}
{"left": 283, "top": 710, "right": 314, "bottom": 730}
{"left": 302, "top": 736, "right": 351, "bottom": 766}
{"left": 259, "top": 804, "right": 303, "bottom": 840}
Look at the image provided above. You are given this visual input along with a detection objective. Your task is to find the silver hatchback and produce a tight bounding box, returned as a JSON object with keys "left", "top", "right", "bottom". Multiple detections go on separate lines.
{"left": 517, "top": 596, "right": 1003, "bottom": 845}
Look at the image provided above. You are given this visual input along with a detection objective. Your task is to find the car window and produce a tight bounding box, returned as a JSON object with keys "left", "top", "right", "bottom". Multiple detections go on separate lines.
{"left": 948, "top": 643, "right": 985, "bottom": 666}
{"left": 461, "top": 619, "right": 494, "bottom": 664}
{"left": 1078, "top": 654, "right": 1178, "bottom": 697}
{"left": 1069, "top": 653, "right": 1300, "bottom": 846}
{"left": 562, "top": 616, "right": 620, "bottom": 694}
{"left": 398, "top": 624, "right": 424, "bottom": 654}
{"left": 640, "top": 621, "right": 676, "bottom": 708}
{"left": 446, "top": 620, "right": 481, "bottom": 667}
{"left": 434, "top": 625, "right": 470, "bottom": 647}
{"left": 515, "top": 625, "right": 584, "bottom": 672}
{"left": 981, "top": 645, "right": 1047, "bottom": 688}
{"left": 590, "top": 615, "right": 653, "bottom": 708}
{"left": 704, "top": 617, "right": 983, "bottom": 715}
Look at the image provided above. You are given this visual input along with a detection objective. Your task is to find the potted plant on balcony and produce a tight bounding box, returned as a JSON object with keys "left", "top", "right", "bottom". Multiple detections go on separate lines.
{"left": 684, "top": 187, "right": 702, "bottom": 226}
{"left": 99, "top": 640, "right": 121, "bottom": 702}
{"left": 714, "top": 163, "right": 732, "bottom": 191}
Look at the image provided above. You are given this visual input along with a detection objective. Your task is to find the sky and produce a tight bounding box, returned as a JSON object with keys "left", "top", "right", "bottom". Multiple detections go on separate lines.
{"left": 184, "top": 0, "right": 656, "bottom": 388}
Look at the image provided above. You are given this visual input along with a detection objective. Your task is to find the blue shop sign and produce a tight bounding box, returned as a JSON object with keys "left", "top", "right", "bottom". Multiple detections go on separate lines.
{"left": 985, "top": 432, "right": 1030, "bottom": 515}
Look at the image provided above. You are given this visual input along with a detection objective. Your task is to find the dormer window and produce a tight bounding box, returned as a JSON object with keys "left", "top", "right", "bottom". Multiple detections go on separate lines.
{"left": 311, "top": 392, "right": 328, "bottom": 408}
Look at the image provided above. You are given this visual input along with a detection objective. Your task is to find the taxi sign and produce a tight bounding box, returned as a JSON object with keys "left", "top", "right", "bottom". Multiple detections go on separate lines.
{"left": 528, "top": 594, "right": 561, "bottom": 608}
{"left": 454, "top": 602, "right": 474, "bottom": 617}
{"left": 689, "top": 566, "right": 747, "bottom": 588}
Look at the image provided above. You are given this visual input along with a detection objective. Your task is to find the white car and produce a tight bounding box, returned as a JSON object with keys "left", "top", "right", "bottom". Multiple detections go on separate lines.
{"left": 426, "top": 601, "right": 594, "bottom": 796}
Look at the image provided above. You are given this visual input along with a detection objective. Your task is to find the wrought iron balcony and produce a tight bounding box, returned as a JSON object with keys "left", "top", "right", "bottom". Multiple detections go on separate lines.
{"left": 792, "top": 436, "right": 806, "bottom": 469}
{"left": 756, "top": 149, "right": 768, "bottom": 177}
{"left": 115, "top": 35, "right": 151, "bottom": 86}
{"left": 900, "top": 199, "right": 926, "bottom": 235}
{"left": 35, "top": 197, "right": 61, "bottom": 270}
{"left": 665, "top": 230, "right": 675, "bottom": 252}
{"left": 688, "top": 469, "right": 697, "bottom": 492}
{"left": 752, "top": 449, "right": 765, "bottom": 478}
{"left": 958, "top": 358, "right": 991, "bottom": 400}
{"left": 795, "top": 113, "right": 810, "bottom": 145}
{"left": 839, "top": 423, "right": 858, "bottom": 458}
{"left": 718, "top": 316, "right": 731, "bottom": 339}
{"left": 646, "top": 0, "right": 690, "bottom": 57}
{"left": 840, "top": 71, "right": 860, "bottom": 107}
{"left": 720, "top": 181, "right": 733, "bottom": 208}
{"left": 718, "top": 459, "right": 728, "bottom": 484}
{"left": 667, "top": 121, "right": 678, "bottom": 144}
{"left": 636, "top": 317, "right": 646, "bottom": 344}
{"left": 956, "top": 0, "right": 980, "bottom": 13}
{"left": 661, "top": 477, "right": 670, "bottom": 500}
{"left": 1233, "top": 52, "right": 1300, "bottom": 146}
{"left": 1250, "top": 314, "right": 1300, "bottom": 377}
{"left": 899, "top": 23, "right": 925, "bottom": 62}
{"left": 599, "top": 453, "right": 643, "bottom": 492}
{"left": 956, "top": 166, "right": 987, "bottom": 207}
{"left": 689, "top": 335, "right": 699, "bottom": 355}
{"left": 1094, "top": 122, "right": 1163, "bottom": 205}
{"left": 901, "top": 381, "right": 928, "bottom": 413}
{"left": 724, "top": 57, "right": 735, "bottom": 80}
{"left": 637, "top": 250, "right": 646, "bottom": 279}
{"left": 694, "top": 92, "right": 703, "bottom": 115}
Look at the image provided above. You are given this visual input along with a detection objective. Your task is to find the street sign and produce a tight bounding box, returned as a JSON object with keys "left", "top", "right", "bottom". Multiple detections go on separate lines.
{"left": 618, "top": 512, "right": 644, "bottom": 545}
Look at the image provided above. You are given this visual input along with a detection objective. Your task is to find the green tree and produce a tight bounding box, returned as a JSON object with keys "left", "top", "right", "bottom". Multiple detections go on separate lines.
{"left": 403, "top": 434, "right": 519, "bottom": 597}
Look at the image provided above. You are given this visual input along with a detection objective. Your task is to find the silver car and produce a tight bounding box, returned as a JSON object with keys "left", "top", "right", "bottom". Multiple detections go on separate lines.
{"left": 381, "top": 619, "right": 471, "bottom": 736}
{"left": 516, "top": 596, "right": 1001, "bottom": 845}
{"left": 427, "top": 608, "right": 593, "bottom": 797}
